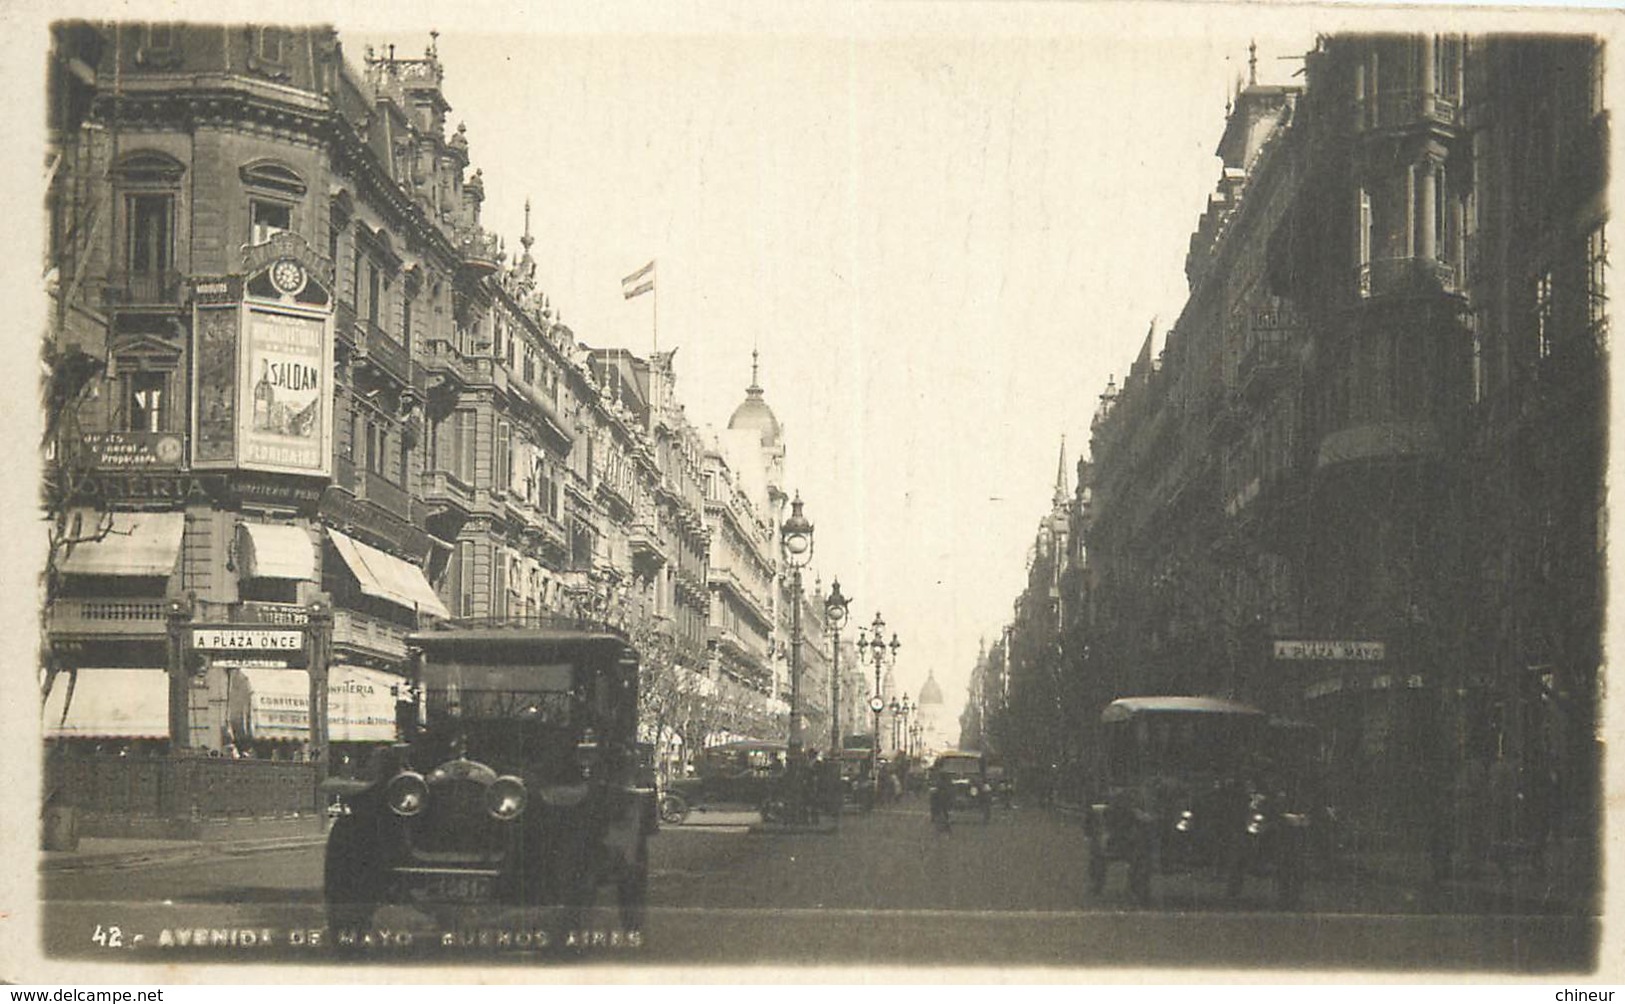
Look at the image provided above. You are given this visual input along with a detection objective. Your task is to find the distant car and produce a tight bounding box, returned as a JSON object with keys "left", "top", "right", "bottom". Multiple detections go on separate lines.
{"left": 932, "top": 750, "right": 993, "bottom": 822}
{"left": 322, "top": 626, "right": 654, "bottom": 937}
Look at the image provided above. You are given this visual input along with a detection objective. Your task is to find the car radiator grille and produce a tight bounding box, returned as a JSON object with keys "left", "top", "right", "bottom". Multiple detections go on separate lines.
{"left": 409, "top": 778, "right": 503, "bottom": 856}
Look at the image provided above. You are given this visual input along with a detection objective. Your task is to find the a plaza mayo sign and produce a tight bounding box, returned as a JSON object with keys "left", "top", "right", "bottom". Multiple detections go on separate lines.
{"left": 1273, "top": 639, "right": 1385, "bottom": 662}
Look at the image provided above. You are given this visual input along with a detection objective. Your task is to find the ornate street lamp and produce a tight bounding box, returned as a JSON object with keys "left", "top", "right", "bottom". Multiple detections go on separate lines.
{"left": 858, "top": 615, "right": 900, "bottom": 771}
{"left": 780, "top": 493, "right": 814, "bottom": 754}
{"left": 824, "top": 579, "right": 851, "bottom": 753}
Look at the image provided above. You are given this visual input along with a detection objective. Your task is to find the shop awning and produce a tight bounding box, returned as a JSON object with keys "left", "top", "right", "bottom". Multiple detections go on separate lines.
{"left": 42, "top": 668, "right": 170, "bottom": 739}
{"left": 229, "top": 667, "right": 310, "bottom": 741}
{"left": 329, "top": 664, "right": 403, "bottom": 742}
{"left": 327, "top": 529, "right": 451, "bottom": 619}
{"left": 238, "top": 523, "right": 314, "bottom": 580}
{"left": 58, "top": 510, "right": 185, "bottom": 577}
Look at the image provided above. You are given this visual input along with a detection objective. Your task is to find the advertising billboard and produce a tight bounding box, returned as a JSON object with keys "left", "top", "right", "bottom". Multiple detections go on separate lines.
{"left": 240, "top": 304, "right": 332, "bottom": 475}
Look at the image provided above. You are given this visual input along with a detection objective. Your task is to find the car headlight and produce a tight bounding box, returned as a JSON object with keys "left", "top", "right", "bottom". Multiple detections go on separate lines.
{"left": 386, "top": 771, "right": 429, "bottom": 817}
{"left": 487, "top": 775, "right": 528, "bottom": 820}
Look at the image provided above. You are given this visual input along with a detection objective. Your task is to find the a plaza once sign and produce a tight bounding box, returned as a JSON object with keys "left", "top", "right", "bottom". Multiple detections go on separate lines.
{"left": 1273, "top": 639, "right": 1385, "bottom": 662}
{"left": 192, "top": 628, "right": 304, "bottom": 651}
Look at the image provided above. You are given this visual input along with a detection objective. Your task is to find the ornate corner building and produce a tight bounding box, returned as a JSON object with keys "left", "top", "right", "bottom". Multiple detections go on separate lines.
{"left": 40, "top": 22, "right": 760, "bottom": 830}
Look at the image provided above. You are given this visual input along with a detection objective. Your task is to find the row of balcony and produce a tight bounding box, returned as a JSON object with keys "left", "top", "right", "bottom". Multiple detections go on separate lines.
{"left": 48, "top": 596, "right": 407, "bottom": 660}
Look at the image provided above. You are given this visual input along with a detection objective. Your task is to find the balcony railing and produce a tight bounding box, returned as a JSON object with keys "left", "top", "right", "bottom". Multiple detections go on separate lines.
{"left": 355, "top": 319, "right": 410, "bottom": 384}
{"left": 354, "top": 468, "right": 411, "bottom": 518}
{"left": 1237, "top": 329, "right": 1294, "bottom": 402}
{"left": 455, "top": 225, "right": 501, "bottom": 276}
{"left": 332, "top": 607, "right": 409, "bottom": 659}
{"left": 1356, "top": 257, "right": 1461, "bottom": 301}
{"left": 1356, "top": 89, "right": 1461, "bottom": 133}
{"left": 423, "top": 470, "right": 475, "bottom": 515}
{"left": 48, "top": 596, "right": 170, "bottom": 637}
{"left": 103, "top": 270, "right": 185, "bottom": 307}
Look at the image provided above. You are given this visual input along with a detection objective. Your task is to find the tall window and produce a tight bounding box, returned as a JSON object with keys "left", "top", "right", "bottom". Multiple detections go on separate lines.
{"left": 456, "top": 540, "right": 475, "bottom": 617}
{"left": 457, "top": 409, "right": 478, "bottom": 484}
{"left": 1432, "top": 164, "right": 1448, "bottom": 261}
{"left": 402, "top": 291, "right": 414, "bottom": 354}
{"left": 495, "top": 421, "right": 511, "bottom": 493}
{"left": 250, "top": 199, "right": 290, "bottom": 246}
{"left": 124, "top": 371, "right": 167, "bottom": 432}
{"left": 127, "top": 193, "right": 173, "bottom": 276}
{"left": 492, "top": 549, "right": 507, "bottom": 619}
{"left": 367, "top": 264, "right": 381, "bottom": 328}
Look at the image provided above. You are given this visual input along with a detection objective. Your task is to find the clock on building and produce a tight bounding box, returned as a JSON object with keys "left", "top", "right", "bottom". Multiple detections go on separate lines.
{"left": 269, "top": 258, "right": 306, "bottom": 296}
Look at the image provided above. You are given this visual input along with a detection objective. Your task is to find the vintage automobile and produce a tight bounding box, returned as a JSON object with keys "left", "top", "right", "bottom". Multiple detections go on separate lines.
{"left": 1085, "top": 696, "right": 1309, "bottom": 908}
{"left": 837, "top": 748, "right": 878, "bottom": 811}
{"left": 932, "top": 750, "right": 993, "bottom": 822}
{"left": 322, "top": 624, "right": 654, "bottom": 936}
{"left": 984, "top": 756, "right": 1014, "bottom": 808}
{"left": 659, "top": 739, "right": 786, "bottom": 824}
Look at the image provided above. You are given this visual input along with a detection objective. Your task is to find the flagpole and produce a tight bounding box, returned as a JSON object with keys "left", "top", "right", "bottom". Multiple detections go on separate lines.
{"left": 652, "top": 259, "right": 659, "bottom": 353}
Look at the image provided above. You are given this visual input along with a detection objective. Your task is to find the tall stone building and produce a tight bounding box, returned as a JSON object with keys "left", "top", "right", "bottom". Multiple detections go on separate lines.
{"left": 1069, "top": 35, "right": 1604, "bottom": 855}
{"left": 39, "top": 21, "right": 739, "bottom": 825}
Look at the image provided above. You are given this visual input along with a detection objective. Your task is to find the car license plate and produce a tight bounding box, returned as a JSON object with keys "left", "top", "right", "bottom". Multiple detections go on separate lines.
{"left": 399, "top": 872, "right": 494, "bottom": 904}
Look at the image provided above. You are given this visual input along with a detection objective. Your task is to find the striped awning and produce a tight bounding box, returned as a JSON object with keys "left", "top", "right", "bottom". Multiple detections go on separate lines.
{"left": 42, "top": 668, "right": 170, "bottom": 739}
{"left": 327, "top": 528, "right": 451, "bottom": 619}
{"left": 58, "top": 510, "right": 185, "bottom": 577}
{"left": 238, "top": 522, "right": 315, "bottom": 580}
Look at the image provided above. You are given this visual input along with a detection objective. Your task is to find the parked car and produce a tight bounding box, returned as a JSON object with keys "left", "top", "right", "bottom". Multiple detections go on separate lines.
{"left": 322, "top": 625, "right": 654, "bottom": 937}
{"left": 660, "top": 739, "right": 787, "bottom": 824}
{"left": 932, "top": 750, "right": 993, "bottom": 822}
{"left": 1085, "top": 696, "right": 1309, "bottom": 908}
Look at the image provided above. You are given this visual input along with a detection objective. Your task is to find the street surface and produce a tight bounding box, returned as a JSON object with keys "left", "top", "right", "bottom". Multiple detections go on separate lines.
{"left": 40, "top": 799, "right": 1595, "bottom": 972}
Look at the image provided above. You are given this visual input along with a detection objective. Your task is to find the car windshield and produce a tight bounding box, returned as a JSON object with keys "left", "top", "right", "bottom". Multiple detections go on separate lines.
{"left": 1109, "top": 711, "right": 1262, "bottom": 778}
{"left": 422, "top": 661, "right": 579, "bottom": 725}
{"left": 937, "top": 757, "right": 982, "bottom": 776}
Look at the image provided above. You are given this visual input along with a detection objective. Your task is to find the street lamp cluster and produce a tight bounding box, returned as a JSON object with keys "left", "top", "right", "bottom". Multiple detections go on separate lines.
{"left": 777, "top": 493, "right": 903, "bottom": 779}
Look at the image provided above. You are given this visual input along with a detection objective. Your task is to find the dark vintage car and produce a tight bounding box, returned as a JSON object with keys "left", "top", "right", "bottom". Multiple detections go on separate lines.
{"left": 659, "top": 739, "right": 786, "bottom": 824}
{"left": 933, "top": 750, "right": 993, "bottom": 821}
{"left": 1085, "top": 696, "right": 1310, "bottom": 908}
{"left": 322, "top": 625, "right": 654, "bottom": 936}
{"left": 836, "top": 748, "right": 878, "bottom": 811}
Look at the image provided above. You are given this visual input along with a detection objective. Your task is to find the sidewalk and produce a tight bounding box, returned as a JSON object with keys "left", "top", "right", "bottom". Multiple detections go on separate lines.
{"left": 41, "top": 830, "right": 327, "bottom": 872}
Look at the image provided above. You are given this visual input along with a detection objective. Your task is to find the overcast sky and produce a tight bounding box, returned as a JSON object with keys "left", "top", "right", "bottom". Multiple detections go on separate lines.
{"left": 12, "top": 0, "right": 1613, "bottom": 732}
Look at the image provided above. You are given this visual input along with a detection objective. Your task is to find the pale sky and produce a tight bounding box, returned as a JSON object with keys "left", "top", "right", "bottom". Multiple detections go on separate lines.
{"left": 13, "top": 0, "right": 1609, "bottom": 732}
{"left": 336, "top": 11, "right": 1319, "bottom": 724}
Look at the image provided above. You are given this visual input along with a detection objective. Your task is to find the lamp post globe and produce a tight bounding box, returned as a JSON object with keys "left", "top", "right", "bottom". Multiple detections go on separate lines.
{"left": 780, "top": 494, "right": 814, "bottom": 755}
{"left": 824, "top": 578, "right": 850, "bottom": 754}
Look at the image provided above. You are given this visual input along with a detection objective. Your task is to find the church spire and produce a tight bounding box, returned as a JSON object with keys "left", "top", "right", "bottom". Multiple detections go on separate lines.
{"left": 1052, "top": 434, "right": 1069, "bottom": 509}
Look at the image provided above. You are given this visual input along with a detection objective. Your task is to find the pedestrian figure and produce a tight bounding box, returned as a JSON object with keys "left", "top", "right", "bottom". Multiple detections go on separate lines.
{"left": 929, "top": 765, "right": 953, "bottom": 834}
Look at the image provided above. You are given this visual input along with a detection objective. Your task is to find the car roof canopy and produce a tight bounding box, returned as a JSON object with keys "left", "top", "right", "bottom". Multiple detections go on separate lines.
{"left": 1100, "top": 696, "right": 1267, "bottom": 723}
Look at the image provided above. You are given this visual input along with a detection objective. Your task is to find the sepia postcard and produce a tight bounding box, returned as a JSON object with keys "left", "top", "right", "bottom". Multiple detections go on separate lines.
{"left": 1, "top": 0, "right": 1619, "bottom": 986}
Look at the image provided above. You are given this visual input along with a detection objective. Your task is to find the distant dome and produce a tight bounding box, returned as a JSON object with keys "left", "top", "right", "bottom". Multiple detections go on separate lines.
{"left": 918, "top": 671, "right": 944, "bottom": 705}
{"left": 727, "top": 351, "right": 781, "bottom": 448}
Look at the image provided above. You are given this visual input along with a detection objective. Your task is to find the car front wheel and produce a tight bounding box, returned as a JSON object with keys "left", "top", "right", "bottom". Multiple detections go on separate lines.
{"left": 659, "top": 793, "right": 690, "bottom": 826}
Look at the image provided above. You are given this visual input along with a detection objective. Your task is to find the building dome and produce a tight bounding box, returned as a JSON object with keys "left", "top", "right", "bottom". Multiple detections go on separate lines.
{"left": 727, "top": 350, "right": 782, "bottom": 448}
{"left": 918, "top": 670, "right": 944, "bottom": 706}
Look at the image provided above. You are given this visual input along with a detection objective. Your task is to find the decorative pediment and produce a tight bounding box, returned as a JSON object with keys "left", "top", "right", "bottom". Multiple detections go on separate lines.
{"left": 114, "top": 150, "right": 185, "bottom": 185}
{"left": 240, "top": 231, "right": 333, "bottom": 307}
{"left": 239, "top": 159, "right": 307, "bottom": 197}
{"left": 109, "top": 332, "right": 183, "bottom": 365}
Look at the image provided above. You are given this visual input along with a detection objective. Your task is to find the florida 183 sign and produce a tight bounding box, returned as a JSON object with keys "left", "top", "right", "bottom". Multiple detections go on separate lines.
{"left": 191, "top": 251, "right": 334, "bottom": 477}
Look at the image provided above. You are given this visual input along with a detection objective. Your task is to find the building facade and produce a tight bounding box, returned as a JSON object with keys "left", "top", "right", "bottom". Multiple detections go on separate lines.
{"left": 988, "top": 35, "right": 1605, "bottom": 861}
{"left": 41, "top": 21, "right": 851, "bottom": 824}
